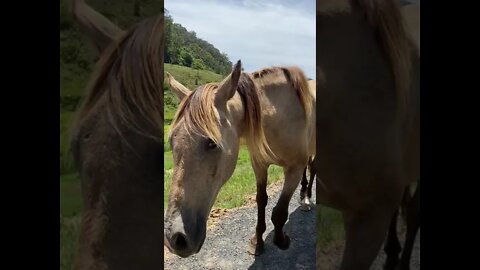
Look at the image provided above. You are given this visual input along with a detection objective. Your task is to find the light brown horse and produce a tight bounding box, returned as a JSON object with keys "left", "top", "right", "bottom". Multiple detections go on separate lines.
{"left": 300, "top": 80, "right": 317, "bottom": 211}
{"left": 316, "top": 0, "right": 419, "bottom": 269}
{"left": 164, "top": 62, "right": 316, "bottom": 257}
{"left": 69, "top": 1, "right": 164, "bottom": 269}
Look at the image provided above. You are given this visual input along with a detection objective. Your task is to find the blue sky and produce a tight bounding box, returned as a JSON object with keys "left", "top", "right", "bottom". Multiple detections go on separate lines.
{"left": 166, "top": 0, "right": 316, "bottom": 79}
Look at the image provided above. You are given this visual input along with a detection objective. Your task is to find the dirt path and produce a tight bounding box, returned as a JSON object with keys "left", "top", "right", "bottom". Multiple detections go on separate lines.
{"left": 164, "top": 181, "right": 420, "bottom": 269}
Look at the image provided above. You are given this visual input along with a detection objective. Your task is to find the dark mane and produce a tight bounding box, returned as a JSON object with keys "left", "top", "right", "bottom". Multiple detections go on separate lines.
{"left": 73, "top": 14, "right": 164, "bottom": 140}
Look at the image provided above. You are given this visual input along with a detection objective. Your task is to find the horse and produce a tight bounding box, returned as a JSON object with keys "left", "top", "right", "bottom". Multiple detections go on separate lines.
{"left": 316, "top": 1, "right": 419, "bottom": 270}
{"left": 299, "top": 80, "right": 318, "bottom": 212}
{"left": 69, "top": 1, "right": 165, "bottom": 269}
{"left": 163, "top": 62, "right": 316, "bottom": 257}
{"left": 300, "top": 155, "right": 316, "bottom": 211}
{"left": 383, "top": 2, "right": 420, "bottom": 269}
{"left": 385, "top": 180, "right": 420, "bottom": 270}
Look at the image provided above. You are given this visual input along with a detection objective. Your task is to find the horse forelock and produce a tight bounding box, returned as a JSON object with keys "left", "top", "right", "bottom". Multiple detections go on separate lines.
{"left": 73, "top": 15, "right": 164, "bottom": 142}
{"left": 171, "top": 83, "right": 223, "bottom": 147}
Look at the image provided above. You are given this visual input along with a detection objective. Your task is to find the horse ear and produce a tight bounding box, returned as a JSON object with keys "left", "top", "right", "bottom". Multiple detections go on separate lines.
{"left": 166, "top": 72, "right": 191, "bottom": 101}
{"left": 215, "top": 60, "right": 242, "bottom": 104}
{"left": 72, "top": 0, "right": 124, "bottom": 54}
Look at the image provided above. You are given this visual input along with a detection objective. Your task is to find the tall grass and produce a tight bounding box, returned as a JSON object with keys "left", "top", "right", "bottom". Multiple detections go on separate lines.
{"left": 60, "top": 112, "right": 77, "bottom": 175}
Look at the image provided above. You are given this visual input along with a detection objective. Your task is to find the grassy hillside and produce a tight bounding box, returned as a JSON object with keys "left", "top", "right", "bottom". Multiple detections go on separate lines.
{"left": 164, "top": 12, "right": 232, "bottom": 75}
{"left": 164, "top": 63, "right": 224, "bottom": 125}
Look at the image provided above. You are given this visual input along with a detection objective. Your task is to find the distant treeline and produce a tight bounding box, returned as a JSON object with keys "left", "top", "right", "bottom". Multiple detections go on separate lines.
{"left": 164, "top": 11, "right": 232, "bottom": 75}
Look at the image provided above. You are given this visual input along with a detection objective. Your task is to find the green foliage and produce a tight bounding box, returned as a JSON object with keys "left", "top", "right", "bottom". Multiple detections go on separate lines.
{"left": 60, "top": 0, "right": 164, "bottom": 101}
{"left": 164, "top": 12, "right": 232, "bottom": 75}
{"left": 192, "top": 58, "right": 207, "bottom": 70}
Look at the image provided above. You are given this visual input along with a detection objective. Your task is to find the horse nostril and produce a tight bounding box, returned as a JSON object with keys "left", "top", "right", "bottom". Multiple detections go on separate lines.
{"left": 172, "top": 232, "right": 188, "bottom": 251}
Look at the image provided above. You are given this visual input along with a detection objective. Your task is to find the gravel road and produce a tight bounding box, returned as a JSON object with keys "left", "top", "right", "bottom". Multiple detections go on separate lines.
{"left": 164, "top": 180, "right": 420, "bottom": 270}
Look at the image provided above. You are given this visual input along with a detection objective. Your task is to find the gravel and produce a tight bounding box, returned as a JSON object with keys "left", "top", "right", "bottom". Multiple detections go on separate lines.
{"left": 164, "top": 181, "right": 420, "bottom": 270}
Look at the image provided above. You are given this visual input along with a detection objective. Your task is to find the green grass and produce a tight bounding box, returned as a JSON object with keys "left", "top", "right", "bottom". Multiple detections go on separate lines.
{"left": 60, "top": 173, "right": 83, "bottom": 217}
{"left": 60, "top": 72, "right": 90, "bottom": 97}
{"left": 60, "top": 112, "right": 77, "bottom": 175}
{"left": 317, "top": 205, "right": 345, "bottom": 248}
{"left": 61, "top": 215, "right": 82, "bottom": 270}
{"left": 60, "top": 173, "right": 82, "bottom": 270}
{"left": 164, "top": 63, "right": 223, "bottom": 90}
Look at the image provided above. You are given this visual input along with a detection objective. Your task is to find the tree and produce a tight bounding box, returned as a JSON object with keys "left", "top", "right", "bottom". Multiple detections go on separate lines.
{"left": 192, "top": 58, "right": 207, "bottom": 70}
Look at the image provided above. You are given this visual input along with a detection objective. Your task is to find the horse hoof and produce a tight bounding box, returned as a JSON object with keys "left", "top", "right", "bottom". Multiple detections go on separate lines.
{"left": 300, "top": 197, "right": 313, "bottom": 211}
{"left": 248, "top": 237, "right": 264, "bottom": 256}
{"left": 273, "top": 233, "right": 290, "bottom": 250}
{"left": 300, "top": 204, "right": 312, "bottom": 211}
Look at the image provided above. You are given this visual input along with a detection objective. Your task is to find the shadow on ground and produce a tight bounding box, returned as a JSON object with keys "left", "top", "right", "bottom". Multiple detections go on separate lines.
{"left": 248, "top": 205, "right": 316, "bottom": 270}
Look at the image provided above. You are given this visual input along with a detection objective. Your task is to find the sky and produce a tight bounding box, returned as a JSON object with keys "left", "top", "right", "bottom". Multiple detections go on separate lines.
{"left": 166, "top": 0, "right": 316, "bottom": 79}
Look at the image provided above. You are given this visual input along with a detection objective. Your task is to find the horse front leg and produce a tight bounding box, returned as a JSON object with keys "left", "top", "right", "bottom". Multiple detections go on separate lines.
{"left": 340, "top": 204, "right": 399, "bottom": 270}
{"left": 398, "top": 181, "right": 420, "bottom": 270}
{"left": 272, "top": 164, "right": 304, "bottom": 249}
{"left": 301, "top": 156, "right": 315, "bottom": 211}
{"left": 248, "top": 163, "right": 269, "bottom": 255}
{"left": 307, "top": 156, "right": 316, "bottom": 198}
{"left": 384, "top": 209, "right": 402, "bottom": 270}
{"left": 300, "top": 166, "right": 308, "bottom": 200}
{"left": 305, "top": 156, "right": 316, "bottom": 206}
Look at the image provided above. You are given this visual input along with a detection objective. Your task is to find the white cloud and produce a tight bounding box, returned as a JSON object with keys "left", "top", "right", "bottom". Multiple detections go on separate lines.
{"left": 167, "top": 0, "right": 316, "bottom": 79}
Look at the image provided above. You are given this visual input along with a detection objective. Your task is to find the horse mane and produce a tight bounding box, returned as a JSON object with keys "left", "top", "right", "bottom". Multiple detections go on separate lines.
{"left": 318, "top": 0, "right": 415, "bottom": 109}
{"left": 73, "top": 14, "right": 164, "bottom": 140}
{"left": 171, "top": 73, "right": 276, "bottom": 164}
{"left": 354, "top": 0, "right": 414, "bottom": 109}
{"left": 252, "top": 66, "right": 314, "bottom": 123}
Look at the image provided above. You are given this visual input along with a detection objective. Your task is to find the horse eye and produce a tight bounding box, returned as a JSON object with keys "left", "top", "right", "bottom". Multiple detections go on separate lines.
{"left": 206, "top": 138, "right": 217, "bottom": 150}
